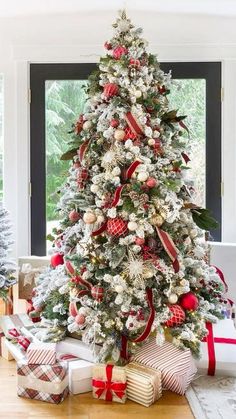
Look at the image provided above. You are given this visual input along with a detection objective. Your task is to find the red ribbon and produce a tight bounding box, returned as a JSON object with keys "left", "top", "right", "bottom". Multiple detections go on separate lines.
{"left": 8, "top": 328, "right": 31, "bottom": 351}
{"left": 126, "top": 160, "right": 141, "bottom": 179}
{"left": 181, "top": 152, "right": 190, "bottom": 164}
{"left": 156, "top": 227, "right": 179, "bottom": 273}
{"left": 202, "top": 322, "right": 236, "bottom": 375}
{"left": 111, "top": 185, "right": 126, "bottom": 207}
{"left": 212, "top": 265, "right": 234, "bottom": 306}
{"left": 120, "top": 288, "right": 155, "bottom": 360}
{"left": 78, "top": 140, "right": 90, "bottom": 163}
{"left": 92, "top": 220, "right": 108, "bottom": 237}
{"left": 125, "top": 112, "right": 144, "bottom": 135}
{"left": 92, "top": 364, "right": 126, "bottom": 401}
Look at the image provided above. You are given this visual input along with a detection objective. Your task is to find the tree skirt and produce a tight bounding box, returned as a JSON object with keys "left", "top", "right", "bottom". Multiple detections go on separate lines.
{"left": 186, "top": 375, "right": 236, "bottom": 419}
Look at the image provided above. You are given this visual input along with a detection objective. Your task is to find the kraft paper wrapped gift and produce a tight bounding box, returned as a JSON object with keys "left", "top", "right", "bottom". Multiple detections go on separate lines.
{"left": 196, "top": 319, "right": 236, "bottom": 377}
{"left": 132, "top": 337, "right": 197, "bottom": 395}
{"left": 0, "top": 313, "right": 33, "bottom": 337}
{"left": 69, "top": 359, "right": 93, "bottom": 394}
{"left": 27, "top": 342, "right": 56, "bottom": 365}
{"left": 17, "top": 359, "right": 69, "bottom": 404}
{"left": 57, "top": 337, "right": 99, "bottom": 363}
{"left": 125, "top": 362, "right": 162, "bottom": 407}
{"left": 92, "top": 364, "right": 127, "bottom": 403}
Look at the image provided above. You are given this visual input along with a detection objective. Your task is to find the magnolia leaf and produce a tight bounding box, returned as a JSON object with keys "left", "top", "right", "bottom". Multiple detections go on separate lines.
{"left": 192, "top": 208, "right": 219, "bottom": 230}
{"left": 60, "top": 148, "right": 78, "bottom": 161}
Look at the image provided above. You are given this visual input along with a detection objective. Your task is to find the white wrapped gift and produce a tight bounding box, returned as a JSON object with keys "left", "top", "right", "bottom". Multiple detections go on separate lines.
{"left": 69, "top": 360, "right": 93, "bottom": 394}
{"left": 196, "top": 319, "right": 236, "bottom": 377}
{"left": 57, "top": 338, "right": 99, "bottom": 363}
{"left": 4, "top": 339, "right": 26, "bottom": 362}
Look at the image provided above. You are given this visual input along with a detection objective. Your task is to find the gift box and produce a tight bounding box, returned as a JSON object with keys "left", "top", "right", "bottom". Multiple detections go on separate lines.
{"left": 4, "top": 338, "right": 25, "bottom": 362}
{"left": 0, "top": 313, "right": 33, "bottom": 337}
{"left": 92, "top": 364, "right": 127, "bottom": 403}
{"left": 196, "top": 319, "right": 236, "bottom": 377}
{"left": 132, "top": 337, "right": 197, "bottom": 395}
{"left": 69, "top": 359, "right": 93, "bottom": 394}
{"left": 57, "top": 337, "right": 99, "bottom": 363}
{"left": 0, "top": 332, "right": 14, "bottom": 361}
{"left": 27, "top": 342, "right": 56, "bottom": 365}
{"left": 17, "top": 359, "right": 69, "bottom": 404}
{"left": 125, "top": 362, "right": 162, "bottom": 407}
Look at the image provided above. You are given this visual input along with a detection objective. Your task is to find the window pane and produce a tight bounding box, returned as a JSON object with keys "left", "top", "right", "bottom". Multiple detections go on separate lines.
{"left": 0, "top": 75, "right": 3, "bottom": 201}
{"left": 45, "top": 80, "right": 88, "bottom": 253}
{"left": 168, "top": 79, "right": 206, "bottom": 207}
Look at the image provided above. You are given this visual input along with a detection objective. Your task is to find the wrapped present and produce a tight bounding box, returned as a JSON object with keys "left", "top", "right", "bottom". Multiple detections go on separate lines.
{"left": 0, "top": 332, "right": 14, "bottom": 360}
{"left": 57, "top": 337, "right": 99, "bottom": 363}
{"left": 69, "top": 359, "right": 93, "bottom": 394}
{"left": 4, "top": 338, "right": 25, "bottom": 362}
{"left": 17, "top": 359, "right": 69, "bottom": 404}
{"left": 0, "top": 313, "right": 33, "bottom": 337}
{"left": 3, "top": 327, "right": 33, "bottom": 361}
{"left": 125, "top": 362, "right": 162, "bottom": 407}
{"left": 132, "top": 337, "right": 197, "bottom": 395}
{"left": 196, "top": 319, "right": 236, "bottom": 377}
{"left": 92, "top": 364, "right": 127, "bottom": 403}
{"left": 27, "top": 342, "right": 56, "bottom": 365}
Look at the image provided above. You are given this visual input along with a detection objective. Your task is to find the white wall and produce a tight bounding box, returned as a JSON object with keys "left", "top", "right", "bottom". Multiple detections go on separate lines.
{"left": 1, "top": 10, "right": 236, "bottom": 256}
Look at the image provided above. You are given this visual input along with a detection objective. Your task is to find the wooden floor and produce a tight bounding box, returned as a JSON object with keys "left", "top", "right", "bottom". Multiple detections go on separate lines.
{"left": 0, "top": 357, "right": 193, "bottom": 419}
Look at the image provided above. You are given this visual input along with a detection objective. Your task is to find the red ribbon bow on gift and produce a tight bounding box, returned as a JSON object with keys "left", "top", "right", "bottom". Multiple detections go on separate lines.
{"left": 92, "top": 364, "right": 127, "bottom": 401}
{"left": 8, "top": 328, "right": 31, "bottom": 351}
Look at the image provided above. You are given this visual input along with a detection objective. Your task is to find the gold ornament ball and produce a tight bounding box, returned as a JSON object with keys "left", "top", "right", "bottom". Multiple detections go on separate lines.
{"left": 114, "top": 129, "right": 125, "bottom": 141}
{"left": 150, "top": 214, "right": 164, "bottom": 227}
{"left": 148, "top": 138, "right": 155, "bottom": 146}
{"left": 134, "top": 90, "right": 142, "bottom": 98}
{"left": 137, "top": 171, "right": 149, "bottom": 182}
{"left": 127, "top": 221, "right": 138, "bottom": 231}
{"left": 83, "top": 211, "right": 97, "bottom": 224}
{"left": 143, "top": 269, "right": 154, "bottom": 279}
{"left": 90, "top": 184, "right": 99, "bottom": 193}
{"left": 168, "top": 293, "right": 178, "bottom": 304}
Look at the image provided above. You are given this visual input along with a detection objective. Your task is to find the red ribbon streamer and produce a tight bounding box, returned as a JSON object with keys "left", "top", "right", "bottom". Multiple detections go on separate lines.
{"left": 92, "top": 364, "right": 126, "bottom": 401}
{"left": 111, "top": 185, "right": 126, "bottom": 207}
{"left": 91, "top": 220, "right": 108, "bottom": 237}
{"left": 8, "top": 328, "right": 31, "bottom": 351}
{"left": 126, "top": 160, "right": 141, "bottom": 179}
{"left": 78, "top": 140, "right": 90, "bottom": 163}
{"left": 181, "top": 152, "right": 190, "bottom": 164}
{"left": 120, "top": 287, "right": 155, "bottom": 360}
{"left": 156, "top": 227, "right": 179, "bottom": 272}
{"left": 125, "top": 112, "right": 144, "bottom": 135}
{"left": 202, "top": 322, "right": 236, "bottom": 375}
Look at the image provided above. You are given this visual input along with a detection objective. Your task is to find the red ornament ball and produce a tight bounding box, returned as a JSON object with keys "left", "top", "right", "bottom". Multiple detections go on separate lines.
{"left": 124, "top": 127, "right": 137, "bottom": 140}
{"left": 179, "top": 292, "right": 199, "bottom": 311}
{"left": 104, "top": 41, "right": 112, "bottom": 50}
{"left": 135, "top": 237, "right": 145, "bottom": 246}
{"left": 103, "top": 83, "right": 119, "bottom": 98}
{"left": 51, "top": 253, "right": 64, "bottom": 268}
{"left": 75, "top": 314, "right": 86, "bottom": 325}
{"left": 129, "top": 58, "right": 141, "bottom": 68}
{"left": 165, "top": 304, "right": 185, "bottom": 327}
{"left": 146, "top": 177, "right": 157, "bottom": 188}
{"left": 113, "top": 45, "right": 128, "bottom": 60}
{"left": 107, "top": 217, "right": 128, "bottom": 237}
{"left": 69, "top": 210, "right": 80, "bottom": 222}
{"left": 91, "top": 286, "right": 104, "bottom": 302}
{"left": 110, "top": 119, "right": 119, "bottom": 128}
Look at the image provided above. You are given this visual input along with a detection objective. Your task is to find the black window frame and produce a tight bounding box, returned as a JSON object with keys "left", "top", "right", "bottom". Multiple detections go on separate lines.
{"left": 30, "top": 62, "right": 221, "bottom": 255}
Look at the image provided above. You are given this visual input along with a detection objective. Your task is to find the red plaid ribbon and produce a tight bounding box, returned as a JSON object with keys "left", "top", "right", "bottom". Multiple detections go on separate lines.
{"left": 8, "top": 328, "right": 31, "bottom": 351}
{"left": 156, "top": 227, "right": 179, "bottom": 273}
{"left": 125, "top": 112, "right": 144, "bottom": 135}
{"left": 202, "top": 322, "right": 236, "bottom": 376}
{"left": 92, "top": 364, "right": 126, "bottom": 401}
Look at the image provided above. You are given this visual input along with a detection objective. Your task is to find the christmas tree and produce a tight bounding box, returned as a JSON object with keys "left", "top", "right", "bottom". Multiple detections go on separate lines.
{"left": 33, "top": 11, "right": 226, "bottom": 363}
{"left": 0, "top": 203, "right": 16, "bottom": 300}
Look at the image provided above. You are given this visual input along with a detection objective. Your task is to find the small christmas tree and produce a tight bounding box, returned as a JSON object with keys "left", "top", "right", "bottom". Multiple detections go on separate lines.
{"left": 0, "top": 203, "right": 16, "bottom": 300}
{"left": 33, "top": 11, "right": 225, "bottom": 363}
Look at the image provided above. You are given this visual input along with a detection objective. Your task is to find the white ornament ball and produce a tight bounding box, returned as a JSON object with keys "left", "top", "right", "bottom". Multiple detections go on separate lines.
{"left": 90, "top": 184, "right": 99, "bottom": 193}
{"left": 148, "top": 138, "right": 155, "bottom": 146}
{"left": 114, "top": 129, "right": 125, "bottom": 141}
{"left": 134, "top": 90, "right": 142, "bottom": 98}
{"left": 190, "top": 229, "right": 198, "bottom": 238}
{"left": 143, "top": 269, "right": 154, "bottom": 279}
{"left": 83, "top": 120, "right": 92, "bottom": 130}
{"left": 137, "top": 171, "right": 149, "bottom": 182}
{"left": 168, "top": 293, "right": 178, "bottom": 304}
{"left": 128, "top": 221, "right": 138, "bottom": 231}
{"left": 96, "top": 215, "right": 105, "bottom": 224}
{"left": 83, "top": 211, "right": 97, "bottom": 224}
{"left": 180, "top": 279, "right": 189, "bottom": 286}
{"left": 131, "top": 172, "right": 137, "bottom": 179}
{"left": 115, "top": 285, "right": 124, "bottom": 294}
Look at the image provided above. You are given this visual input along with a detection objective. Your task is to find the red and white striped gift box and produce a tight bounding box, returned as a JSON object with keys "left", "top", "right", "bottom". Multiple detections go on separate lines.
{"left": 132, "top": 337, "right": 197, "bottom": 395}
{"left": 27, "top": 342, "right": 56, "bottom": 365}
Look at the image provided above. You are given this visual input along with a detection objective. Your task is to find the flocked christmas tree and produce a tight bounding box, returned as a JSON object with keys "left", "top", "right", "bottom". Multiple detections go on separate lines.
{"left": 0, "top": 203, "right": 16, "bottom": 300}
{"left": 33, "top": 11, "right": 226, "bottom": 363}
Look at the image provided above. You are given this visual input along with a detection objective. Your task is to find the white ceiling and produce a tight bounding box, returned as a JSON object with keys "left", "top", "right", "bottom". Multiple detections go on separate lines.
{"left": 0, "top": 0, "right": 236, "bottom": 18}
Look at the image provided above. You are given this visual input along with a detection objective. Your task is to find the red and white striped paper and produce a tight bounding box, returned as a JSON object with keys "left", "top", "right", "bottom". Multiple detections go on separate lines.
{"left": 27, "top": 342, "right": 56, "bottom": 365}
{"left": 132, "top": 337, "right": 197, "bottom": 395}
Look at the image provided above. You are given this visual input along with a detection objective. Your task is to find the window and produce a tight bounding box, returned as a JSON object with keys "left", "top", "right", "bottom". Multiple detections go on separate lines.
{"left": 30, "top": 63, "right": 221, "bottom": 255}
{"left": 0, "top": 74, "right": 3, "bottom": 200}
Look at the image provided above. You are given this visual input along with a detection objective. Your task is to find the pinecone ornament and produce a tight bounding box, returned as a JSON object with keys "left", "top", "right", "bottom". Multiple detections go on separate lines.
{"left": 77, "top": 168, "right": 89, "bottom": 189}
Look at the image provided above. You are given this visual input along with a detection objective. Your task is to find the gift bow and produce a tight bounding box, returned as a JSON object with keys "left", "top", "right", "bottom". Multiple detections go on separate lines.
{"left": 92, "top": 364, "right": 126, "bottom": 401}
{"left": 21, "top": 263, "right": 41, "bottom": 286}
{"left": 8, "top": 328, "right": 31, "bottom": 351}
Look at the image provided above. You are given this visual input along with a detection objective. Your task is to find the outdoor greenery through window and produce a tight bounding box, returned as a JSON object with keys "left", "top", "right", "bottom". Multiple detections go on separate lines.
{"left": 45, "top": 78, "right": 206, "bottom": 252}
{"left": 0, "top": 75, "right": 3, "bottom": 201}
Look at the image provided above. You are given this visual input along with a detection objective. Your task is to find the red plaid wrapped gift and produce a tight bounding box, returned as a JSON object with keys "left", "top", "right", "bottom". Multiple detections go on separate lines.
{"left": 132, "top": 337, "right": 197, "bottom": 395}
{"left": 27, "top": 342, "right": 56, "bottom": 365}
{"left": 92, "top": 364, "right": 127, "bottom": 403}
{"left": 17, "top": 360, "right": 69, "bottom": 404}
